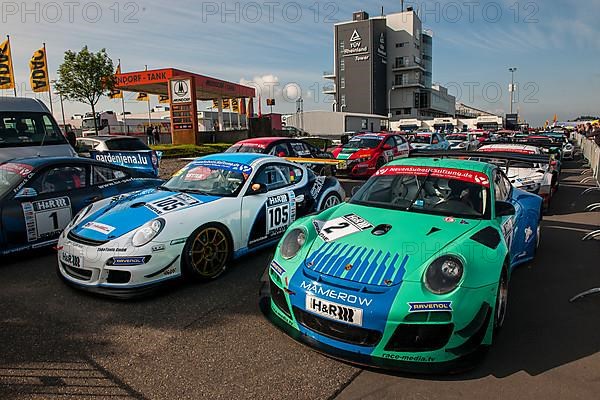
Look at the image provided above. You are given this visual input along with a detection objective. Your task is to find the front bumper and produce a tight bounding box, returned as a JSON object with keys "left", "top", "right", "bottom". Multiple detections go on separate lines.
{"left": 262, "top": 268, "right": 496, "bottom": 372}
{"left": 336, "top": 160, "right": 377, "bottom": 178}
{"left": 57, "top": 231, "right": 185, "bottom": 298}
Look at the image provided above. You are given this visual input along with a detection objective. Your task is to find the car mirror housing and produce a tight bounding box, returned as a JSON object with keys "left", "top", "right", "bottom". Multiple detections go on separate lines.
{"left": 382, "top": 144, "right": 393, "bottom": 150}
{"left": 249, "top": 183, "right": 268, "bottom": 195}
{"left": 495, "top": 201, "right": 516, "bottom": 217}
{"left": 14, "top": 188, "right": 38, "bottom": 199}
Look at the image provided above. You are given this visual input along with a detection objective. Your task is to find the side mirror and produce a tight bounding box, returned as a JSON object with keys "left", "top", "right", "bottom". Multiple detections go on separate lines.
{"left": 341, "top": 135, "right": 350, "bottom": 145}
{"left": 495, "top": 201, "right": 516, "bottom": 217}
{"left": 277, "top": 151, "right": 286, "bottom": 157}
{"left": 15, "top": 188, "right": 38, "bottom": 199}
{"left": 383, "top": 144, "right": 393, "bottom": 150}
{"left": 249, "top": 183, "right": 268, "bottom": 195}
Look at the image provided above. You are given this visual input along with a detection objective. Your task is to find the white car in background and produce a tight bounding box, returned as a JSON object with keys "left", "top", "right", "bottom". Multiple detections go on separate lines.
{"left": 477, "top": 143, "right": 557, "bottom": 210}
{"left": 446, "top": 133, "right": 480, "bottom": 150}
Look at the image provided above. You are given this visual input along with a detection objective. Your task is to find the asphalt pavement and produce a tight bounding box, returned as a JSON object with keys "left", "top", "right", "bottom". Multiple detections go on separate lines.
{"left": 1, "top": 158, "right": 599, "bottom": 400}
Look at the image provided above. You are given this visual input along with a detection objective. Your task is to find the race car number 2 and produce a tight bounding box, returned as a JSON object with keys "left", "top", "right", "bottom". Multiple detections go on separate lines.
{"left": 22, "top": 196, "right": 72, "bottom": 242}
{"left": 318, "top": 214, "right": 373, "bottom": 243}
{"left": 266, "top": 192, "right": 296, "bottom": 237}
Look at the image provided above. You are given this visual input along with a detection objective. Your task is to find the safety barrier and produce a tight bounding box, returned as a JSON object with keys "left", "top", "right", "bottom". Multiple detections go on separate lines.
{"left": 573, "top": 133, "right": 600, "bottom": 182}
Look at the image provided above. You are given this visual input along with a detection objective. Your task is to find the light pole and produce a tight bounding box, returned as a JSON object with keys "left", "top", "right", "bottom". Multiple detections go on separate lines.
{"left": 51, "top": 80, "right": 66, "bottom": 131}
{"left": 388, "top": 83, "right": 397, "bottom": 130}
{"left": 508, "top": 67, "right": 517, "bottom": 115}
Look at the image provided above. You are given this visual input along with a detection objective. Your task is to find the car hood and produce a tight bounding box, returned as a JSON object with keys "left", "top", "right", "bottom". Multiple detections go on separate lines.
{"left": 303, "top": 203, "right": 482, "bottom": 286}
{"left": 335, "top": 148, "right": 374, "bottom": 160}
{"left": 410, "top": 143, "right": 431, "bottom": 149}
{"left": 71, "top": 189, "right": 222, "bottom": 242}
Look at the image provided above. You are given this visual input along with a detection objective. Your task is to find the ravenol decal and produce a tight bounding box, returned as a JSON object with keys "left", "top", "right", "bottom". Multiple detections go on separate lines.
{"left": 300, "top": 281, "right": 373, "bottom": 307}
{"left": 408, "top": 301, "right": 453, "bottom": 313}
{"left": 270, "top": 260, "right": 286, "bottom": 277}
{"left": 111, "top": 256, "right": 147, "bottom": 266}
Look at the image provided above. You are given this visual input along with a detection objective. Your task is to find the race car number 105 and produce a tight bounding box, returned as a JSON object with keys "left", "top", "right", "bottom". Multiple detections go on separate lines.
{"left": 266, "top": 192, "right": 296, "bottom": 237}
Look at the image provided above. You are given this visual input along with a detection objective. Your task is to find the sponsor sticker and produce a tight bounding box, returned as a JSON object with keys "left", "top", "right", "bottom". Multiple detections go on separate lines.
{"left": 265, "top": 192, "right": 296, "bottom": 237}
{"left": 83, "top": 221, "right": 116, "bottom": 235}
{"left": 408, "top": 301, "right": 453, "bottom": 313}
{"left": 146, "top": 193, "right": 201, "bottom": 215}
{"left": 318, "top": 213, "right": 373, "bottom": 243}
{"left": 22, "top": 197, "right": 73, "bottom": 242}
{"left": 186, "top": 160, "right": 252, "bottom": 175}
{"left": 111, "top": 256, "right": 147, "bottom": 266}
{"left": 306, "top": 295, "right": 363, "bottom": 326}
{"left": 270, "top": 260, "right": 286, "bottom": 277}
{"left": 0, "top": 163, "right": 34, "bottom": 177}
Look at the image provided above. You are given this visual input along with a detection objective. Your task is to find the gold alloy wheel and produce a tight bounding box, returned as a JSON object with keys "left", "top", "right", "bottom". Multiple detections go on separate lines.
{"left": 188, "top": 227, "right": 229, "bottom": 278}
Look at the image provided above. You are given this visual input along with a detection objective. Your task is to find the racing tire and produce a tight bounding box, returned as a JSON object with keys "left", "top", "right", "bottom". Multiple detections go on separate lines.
{"left": 182, "top": 223, "right": 232, "bottom": 281}
{"left": 493, "top": 266, "right": 509, "bottom": 337}
{"left": 319, "top": 192, "right": 342, "bottom": 211}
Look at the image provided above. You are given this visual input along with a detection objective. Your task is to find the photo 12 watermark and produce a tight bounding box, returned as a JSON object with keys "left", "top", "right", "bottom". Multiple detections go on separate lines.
{"left": 0, "top": 2, "right": 143, "bottom": 24}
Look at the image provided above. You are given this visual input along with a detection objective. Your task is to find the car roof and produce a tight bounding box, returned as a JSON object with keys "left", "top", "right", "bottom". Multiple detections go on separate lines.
{"left": 389, "top": 157, "right": 493, "bottom": 175}
{"left": 77, "top": 135, "right": 140, "bottom": 142}
{"left": 196, "top": 153, "right": 275, "bottom": 166}
{"left": 2, "top": 156, "right": 91, "bottom": 167}
{"left": 480, "top": 143, "right": 540, "bottom": 152}
{"left": 0, "top": 97, "right": 51, "bottom": 113}
{"left": 234, "top": 137, "right": 290, "bottom": 145}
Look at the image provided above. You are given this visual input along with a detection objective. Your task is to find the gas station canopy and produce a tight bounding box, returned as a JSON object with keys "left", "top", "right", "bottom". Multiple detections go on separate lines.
{"left": 115, "top": 68, "right": 255, "bottom": 100}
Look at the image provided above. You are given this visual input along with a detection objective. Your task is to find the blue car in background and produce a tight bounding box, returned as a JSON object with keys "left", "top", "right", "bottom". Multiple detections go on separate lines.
{"left": 0, "top": 157, "right": 163, "bottom": 255}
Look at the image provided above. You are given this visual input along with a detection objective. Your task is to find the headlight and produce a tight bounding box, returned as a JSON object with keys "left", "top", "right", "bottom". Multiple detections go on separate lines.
{"left": 132, "top": 219, "right": 165, "bottom": 247}
{"left": 280, "top": 228, "right": 307, "bottom": 259}
{"left": 457, "top": 142, "right": 467, "bottom": 148}
{"left": 424, "top": 256, "right": 464, "bottom": 294}
{"left": 69, "top": 205, "right": 93, "bottom": 228}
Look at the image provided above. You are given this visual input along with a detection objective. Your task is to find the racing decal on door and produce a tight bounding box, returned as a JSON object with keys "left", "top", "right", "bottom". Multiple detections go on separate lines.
{"left": 145, "top": 193, "right": 201, "bottom": 215}
{"left": 21, "top": 197, "right": 73, "bottom": 242}
{"left": 248, "top": 191, "right": 297, "bottom": 247}
{"left": 318, "top": 214, "right": 373, "bottom": 243}
{"left": 266, "top": 192, "right": 296, "bottom": 237}
{"left": 501, "top": 217, "right": 515, "bottom": 252}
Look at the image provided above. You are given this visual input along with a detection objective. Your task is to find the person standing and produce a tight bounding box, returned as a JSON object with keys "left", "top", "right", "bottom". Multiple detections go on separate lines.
{"left": 153, "top": 125, "right": 160, "bottom": 144}
{"left": 146, "top": 125, "right": 154, "bottom": 145}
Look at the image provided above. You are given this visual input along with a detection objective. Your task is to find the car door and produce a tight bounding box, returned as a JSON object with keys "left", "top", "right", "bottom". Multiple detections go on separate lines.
{"left": 2, "top": 163, "right": 93, "bottom": 249}
{"left": 394, "top": 135, "right": 411, "bottom": 158}
{"left": 242, "top": 162, "right": 301, "bottom": 249}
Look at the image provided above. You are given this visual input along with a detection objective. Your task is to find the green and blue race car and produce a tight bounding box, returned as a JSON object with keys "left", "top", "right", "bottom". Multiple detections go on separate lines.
{"left": 262, "top": 157, "right": 543, "bottom": 372}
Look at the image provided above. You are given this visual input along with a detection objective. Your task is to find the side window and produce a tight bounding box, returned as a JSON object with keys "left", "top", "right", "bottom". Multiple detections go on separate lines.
{"left": 269, "top": 143, "right": 291, "bottom": 157}
{"left": 395, "top": 135, "right": 405, "bottom": 145}
{"left": 92, "top": 166, "right": 128, "bottom": 185}
{"left": 432, "top": 134, "right": 440, "bottom": 144}
{"left": 253, "top": 164, "right": 301, "bottom": 191}
{"left": 494, "top": 170, "right": 511, "bottom": 201}
{"left": 42, "top": 115, "right": 61, "bottom": 137}
{"left": 384, "top": 136, "right": 396, "bottom": 148}
{"left": 290, "top": 141, "right": 311, "bottom": 157}
{"left": 31, "top": 166, "right": 87, "bottom": 194}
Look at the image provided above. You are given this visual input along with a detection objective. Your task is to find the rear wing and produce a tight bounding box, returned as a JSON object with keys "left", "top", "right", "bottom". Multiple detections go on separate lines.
{"left": 481, "top": 139, "right": 562, "bottom": 151}
{"left": 285, "top": 157, "right": 347, "bottom": 169}
{"left": 410, "top": 149, "right": 552, "bottom": 166}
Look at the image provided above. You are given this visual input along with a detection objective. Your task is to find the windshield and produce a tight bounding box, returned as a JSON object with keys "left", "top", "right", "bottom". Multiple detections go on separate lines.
{"left": 343, "top": 137, "right": 382, "bottom": 149}
{"left": 412, "top": 135, "right": 432, "bottom": 144}
{"left": 351, "top": 165, "right": 490, "bottom": 219}
{"left": 446, "top": 135, "right": 466, "bottom": 141}
{"left": 106, "top": 138, "right": 150, "bottom": 151}
{"left": 0, "top": 162, "right": 33, "bottom": 198}
{"left": 472, "top": 157, "right": 544, "bottom": 171}
{"left": 0, "top": 112, "right": 67, "bottom": 148}
{"left": 163, "top": 160, "right": 252, "bottom": 197}
{"left": 225, "top": 144, "right": 265, "bottom": 154}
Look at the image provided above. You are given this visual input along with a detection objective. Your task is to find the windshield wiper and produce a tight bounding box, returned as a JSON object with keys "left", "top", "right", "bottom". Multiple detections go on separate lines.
{"left": 406, "top": 171, "right": 433, "bottom": 212}
{"left": 179, "top": 189, "right": 211, "bottom": 196}
{"left": 157, "top": 185, "right": 174, "bottom": 192}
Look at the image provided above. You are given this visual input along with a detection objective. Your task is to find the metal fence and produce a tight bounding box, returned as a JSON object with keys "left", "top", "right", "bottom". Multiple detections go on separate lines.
{"left": 573, "top": 133, "right": 600, "bottom": 182}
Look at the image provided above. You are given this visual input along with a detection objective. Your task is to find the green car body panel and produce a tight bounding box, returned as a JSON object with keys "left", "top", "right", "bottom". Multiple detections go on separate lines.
{"left": 263, "top": 158, "right": 542, "bottom": 371}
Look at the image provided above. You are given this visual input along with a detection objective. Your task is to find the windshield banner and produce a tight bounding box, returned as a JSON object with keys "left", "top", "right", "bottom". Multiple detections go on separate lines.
{"left": 187, "top": 160, "right": 253, "bottom": 175}
{"left": 90, "top": 150, "right": 160, "bottom": 177}
{"left": 375, "top": 165, "right": 490, "bottom": 188}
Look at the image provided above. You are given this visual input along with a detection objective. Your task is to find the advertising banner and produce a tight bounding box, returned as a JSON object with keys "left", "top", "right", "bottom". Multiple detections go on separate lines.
{"left": 90, "top": 150, "right": 161, "bottom": 177}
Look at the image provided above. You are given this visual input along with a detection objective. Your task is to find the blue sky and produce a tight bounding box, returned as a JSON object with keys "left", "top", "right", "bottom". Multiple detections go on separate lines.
{"left": 2, "top": 0, "right": 598, "bottom": 125}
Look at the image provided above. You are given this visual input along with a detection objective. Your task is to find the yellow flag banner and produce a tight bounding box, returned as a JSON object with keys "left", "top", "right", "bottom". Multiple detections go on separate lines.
{"left": 136, "top": 92, "right": 149, "bottom": 101}
{"left": 212, "top": 100, "right": 219, "bottom": 109}
{"left": 222, "top": 99, "right": 230, "bottom": 109}
{"left": 159, "top": 94, "right": 169, "bottom": 103}
{"left": 0, "top": 38, "right": 15, "bottom": 90}
{"left": 29, "top": 47, "right": 50, "bottom": 93}
{"left": 109, "top": 63, "right": 123, "bottom": 99}
{"left": 231, "top": 98, "right": 239, "bottom": 113}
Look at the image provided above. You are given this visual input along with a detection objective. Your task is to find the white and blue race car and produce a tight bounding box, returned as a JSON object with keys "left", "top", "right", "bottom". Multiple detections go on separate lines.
{"left": 56, "top": 154, "right": 345, "bottom": 297}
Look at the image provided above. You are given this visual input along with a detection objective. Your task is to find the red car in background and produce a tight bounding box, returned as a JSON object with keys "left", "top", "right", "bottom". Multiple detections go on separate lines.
{"left": 332, "top": 132, "right": 411, "bottom": 178}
